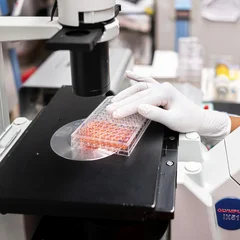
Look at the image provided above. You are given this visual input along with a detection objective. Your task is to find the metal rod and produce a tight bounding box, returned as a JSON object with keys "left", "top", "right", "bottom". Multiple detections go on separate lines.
{"left": 0, "top": 42, "right": 10, "bottom": 135}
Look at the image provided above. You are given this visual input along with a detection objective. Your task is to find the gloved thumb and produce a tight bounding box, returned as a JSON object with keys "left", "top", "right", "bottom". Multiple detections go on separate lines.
{"left": 126, "top": 70, "right": 157, "bottom": 84}
{"left": 138, "top": 104, "right": 170, "bottom": 126}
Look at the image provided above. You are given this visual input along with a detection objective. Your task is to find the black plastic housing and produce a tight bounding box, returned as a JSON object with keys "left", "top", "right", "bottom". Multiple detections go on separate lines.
{"left": 70, "top": 42, "right": 110, "bottom": 97}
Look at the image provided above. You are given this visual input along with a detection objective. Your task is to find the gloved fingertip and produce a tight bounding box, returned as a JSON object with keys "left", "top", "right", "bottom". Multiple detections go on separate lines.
{"left": 106, "top": 104, "right": 117, "bottom": 113}
{"left": 125, "top": 70, "right": 136, "bottom": 79}
{"left": 138, "top": 104, "right": 151, "bottom": 116}
{"left": 125, "top": 70, "right": 132, "bottom": 75}
{"left": 113, "top": 110, "right": 122, "bottom": 118}
{"left": 111, "top": 97, "right": 118, "bottom": 103}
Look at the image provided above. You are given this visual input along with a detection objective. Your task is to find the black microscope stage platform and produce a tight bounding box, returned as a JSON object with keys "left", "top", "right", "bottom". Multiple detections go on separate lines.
{"left": 0, "top": 86, "right": 178, "bottom": 222}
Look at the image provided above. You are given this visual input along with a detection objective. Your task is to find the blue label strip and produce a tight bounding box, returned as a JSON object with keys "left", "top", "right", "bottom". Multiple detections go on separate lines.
{"left": 0, "top": 0, "right": 9, "bottom": 15}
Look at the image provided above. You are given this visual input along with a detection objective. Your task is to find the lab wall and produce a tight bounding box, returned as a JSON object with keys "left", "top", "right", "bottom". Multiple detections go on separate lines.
{"left": 155, "top": 0, "right": 175, "bottom": 51}
{"left": 190, "top": 1, "right": 240, "bottom": 65}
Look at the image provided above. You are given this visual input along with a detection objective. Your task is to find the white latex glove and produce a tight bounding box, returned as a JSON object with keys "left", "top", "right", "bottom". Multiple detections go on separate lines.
{"left": 106, "top": 71, "right": 231, "bottom": 146}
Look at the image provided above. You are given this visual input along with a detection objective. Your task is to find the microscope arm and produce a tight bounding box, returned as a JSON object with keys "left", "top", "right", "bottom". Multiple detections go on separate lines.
{"left": 0, "top": 17, "right": 62, "bottom": 42}
{"left": 0, "top": 16, "right": 118, "bottom": 43}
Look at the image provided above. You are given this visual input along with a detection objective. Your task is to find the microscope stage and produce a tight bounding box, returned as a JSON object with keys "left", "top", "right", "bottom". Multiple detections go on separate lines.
{"left": 0, "top": 86, "right": 177, "bottom": 221}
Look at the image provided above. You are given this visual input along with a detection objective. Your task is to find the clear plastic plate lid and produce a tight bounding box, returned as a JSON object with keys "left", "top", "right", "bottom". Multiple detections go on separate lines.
{"left": 71, "top": 97, "right": 151, "bottom": 156}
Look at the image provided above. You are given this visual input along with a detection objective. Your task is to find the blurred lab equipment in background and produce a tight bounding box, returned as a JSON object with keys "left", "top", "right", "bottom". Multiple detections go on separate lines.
{"left": 11, "top": 0, "right": 54, "bottom": 66}
{"left": 205, "top": 54, "right": 240, "bottom": 102}
{"left": 201, "top": 0, "right": 240, "bottom": 23}
{"left": 177, "top": 37, "right": 204, "bottom": 89}
{"left": 111, "top": 0, "right": 155, "bottom": 65}
{"left": 0, "top": 0, "right": 20, "bottom": 121}
{"left": 190, "top": 0, "right": 240, "bottom": 103}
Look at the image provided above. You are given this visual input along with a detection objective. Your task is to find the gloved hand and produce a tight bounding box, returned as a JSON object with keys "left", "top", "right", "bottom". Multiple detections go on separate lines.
{"left": 106, "top": 71, "right": 231, "bottom": 145}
